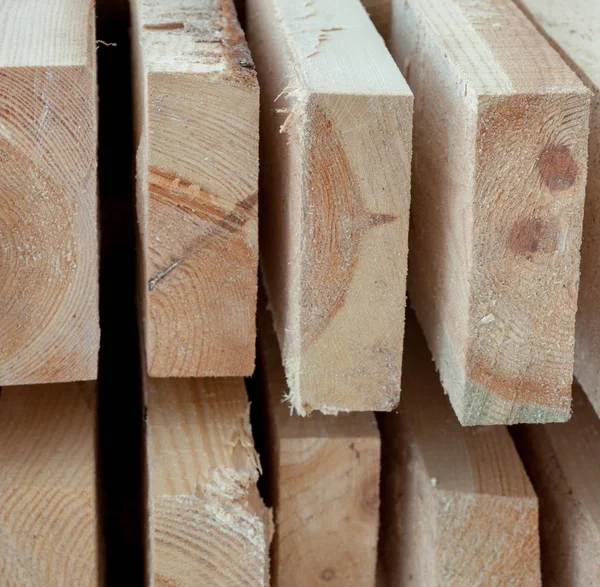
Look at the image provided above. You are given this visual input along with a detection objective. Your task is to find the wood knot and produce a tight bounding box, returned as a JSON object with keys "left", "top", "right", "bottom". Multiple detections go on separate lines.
{"left": 538, "top": 144, "right": 577, "bottom": 191}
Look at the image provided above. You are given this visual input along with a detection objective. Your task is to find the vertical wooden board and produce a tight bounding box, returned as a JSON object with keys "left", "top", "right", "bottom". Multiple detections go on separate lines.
{"left": 512, "top": 0, "right": 600, "bottom": 419}
{"left": 512, "top": 383, "right": 600, "bottom": 585}
{"left": 145, "top": 377, "right": 272, "bottom": 587}
{"left": 256, "top": 302, "right": 380, "bottom": 586}
{"left": 0, "top": 382, "right": 98, "bottom": 586}
{"left": 0, "top": 0, "right": 99, "bottom": 385}
{"left": 389, "top": 0, "right": 590, "bottom": 424}
{"left": 246, "top": 0, "right": 413, "bottom": 414}
{"left": 378, "top": 315, "right": 541, "bottom": 586}
{"left": 131, "top": 0, "right": 259, "bottom": 377}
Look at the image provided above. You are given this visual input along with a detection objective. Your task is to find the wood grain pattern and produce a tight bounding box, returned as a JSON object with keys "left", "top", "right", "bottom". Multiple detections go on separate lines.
{"left": 144, "top": 377, "right": 272, "bottom": 587}
{"left": 378, "top": 314, "right": 541, "bottom": 586}
{"left": 246, "top": 0, "right": 413, "bottom": 414}
{"left": 132, "top": 0, "right": 259, "bottom": 377}
{"left": 513, "top": 382, "right": 600, "bottom": 585}
{"left": 256, "top": 302, "right": 380, "bottom": 586}
{"left": 0, "top": 0, "right": 99, "bottom": 385}
{"left": 0, "top": 382, "right": 98, "bottom": 586}
{"left": 389, "top": 0, "right": 590, "bottom": 424}
{"left": 512, "top": 1, "right": 600, "bottom": 421}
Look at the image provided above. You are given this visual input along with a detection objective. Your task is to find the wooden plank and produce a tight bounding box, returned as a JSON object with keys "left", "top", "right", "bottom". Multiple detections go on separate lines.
{"left": 0, "top": 382, "right": 98, "bottom": 585}
{"left": 389, "top": 0, "right": 590, "bottom": 424}
{"left": 144, "top": 376, "right": 272, "bottom": 586}
{"left": 512, "top": 0, "right": 600, "bottom": 419}
{"left": 131, "top": 0, "right": 259, "bottom": 377}
{"left": 361, "top": 0, "right": 392, "bottom": 38}
{"left": 0, "top": 0, "right": 99, "bottom": 385}
{"left": 255, "top": 302, "right": 380, "bottom": 586}
{"left": 378, "top": 314, "right": 541, "bottom": 586}
{"left": 512, "top": 382, "right": 600, "bottom": 585}
{"left": 246, "top": 0, "right": 413, "bottom": 414}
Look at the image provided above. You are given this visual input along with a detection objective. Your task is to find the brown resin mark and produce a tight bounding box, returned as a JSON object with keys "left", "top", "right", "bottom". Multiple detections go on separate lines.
{"left": 302, "top": 103, "right": 397, "bottom": 349}
{"left": 320, "top": 568, "right": 336, "bottom": 581}
{"left": 143, "top": 22, "right": 185, "bottom": 31}
{"left": 538, "top": 144, "right": 578, "bottom": 191}
{"left": 148, "top": 166, "right": 257, "bottom": 234}
{"left": 508, "top": 217, "right": 559, "bottom": 258}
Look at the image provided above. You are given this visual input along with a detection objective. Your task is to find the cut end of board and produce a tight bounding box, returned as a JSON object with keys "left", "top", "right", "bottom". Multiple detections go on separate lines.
{"left": 145, "top": 377, "right": 272, "bottom": 586}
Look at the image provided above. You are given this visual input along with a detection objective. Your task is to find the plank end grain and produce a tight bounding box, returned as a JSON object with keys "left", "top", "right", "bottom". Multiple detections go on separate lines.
{"left": 247, "top": 0, "right": 413, "bottom": 414}
{"left": 145, "top": 377, "right": 272, "bottom": 587}
{"left": 378, "top": 314, "right": 541, "bottom": 586}
{"left": 0, "top": 0, "right": 99, "bottom": 385}
{"left": 256, "top": 300, "right": 380, "bottom": 587}
{"left": 512, "top": 0, "right": 600, "bottom": 420}
{"left": 0, "top": 382, "right": 99, "bottom": 586}
{"left": 132, "top": 0, "right": 259, "bottom": 378}
{"left": 391, "top": 0, "right": 590, "bottom": 424}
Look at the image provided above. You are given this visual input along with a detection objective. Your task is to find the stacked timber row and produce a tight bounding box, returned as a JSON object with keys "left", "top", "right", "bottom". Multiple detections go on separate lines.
{"left": 2, "top": 0, "right": 600, "bottom": 585}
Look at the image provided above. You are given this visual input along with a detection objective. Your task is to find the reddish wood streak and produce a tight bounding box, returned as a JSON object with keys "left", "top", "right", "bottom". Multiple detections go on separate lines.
{"left": 302, "top": 103, "right": 397, "bottom": 349}
{"left": 148, "top": 166, "right": 257, "bottom": 234}
{"left": 508, "top": 217, "right": 558, "bottom": 257}
{"left": 538, "top": 144, "right": 578, "bottom": 191}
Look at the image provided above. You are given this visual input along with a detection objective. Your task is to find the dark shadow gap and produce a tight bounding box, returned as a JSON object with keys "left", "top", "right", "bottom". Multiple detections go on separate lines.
{"left": 96, "top": 0, "right": 145, "bottom": 585}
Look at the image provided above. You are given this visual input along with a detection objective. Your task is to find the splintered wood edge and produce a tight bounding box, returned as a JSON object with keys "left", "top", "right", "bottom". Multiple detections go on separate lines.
{"left": 144, "top": 378, "right": 272, "bottom": 586}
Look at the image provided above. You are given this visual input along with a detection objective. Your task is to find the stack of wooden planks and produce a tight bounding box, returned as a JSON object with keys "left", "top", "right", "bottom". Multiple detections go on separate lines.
{"left": 3, "top": 0, "right": 600, "bottom": 585}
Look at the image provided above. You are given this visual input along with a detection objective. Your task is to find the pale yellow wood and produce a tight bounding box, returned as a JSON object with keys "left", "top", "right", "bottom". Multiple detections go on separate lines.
{"left": 132, "top": 0, "right": 259, "bottom": 377}
{"left": 256, "top": 303, "right": 380, "bottom": 586}
{"left": 246, "top": 0, "right": 413, "bottom": 414}
{"left": 0, "top": 382, "right": 98, "bottom": 586}
{"left": 0, "top": 0, "right": 99, "bottom": 385}
{"left": 378, "top": 314, "right": 540, "bottom": 586}
{"left": 145, "top": 377, "right": 272, "bottom": 587}
{"left": 513, "top": 383, "right": 600, "bottom": 585}
{"left": 512, "top": 0, "right": 600, "bottom": 421}
{"left": 389, "top": 0, "right": 590, "bottom": 425}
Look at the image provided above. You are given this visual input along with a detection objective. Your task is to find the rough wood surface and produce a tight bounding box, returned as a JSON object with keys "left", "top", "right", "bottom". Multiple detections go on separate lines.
{"left": 389, "top": 0, "right": 590, "bottom": 424}
{"left": 0, "top": 0, "right": 99, "bottom": 385}
{"left": 132, "top": 0, "right": 259, "bottom": 377}
{"left": 0, "top": 382, "right": 98, "bottom": 586}
{"left": 512, "top": 382, "right": 600, "bottom": 585}
{"left": 256, "top": 302, "right": 380, "bottom": 586}
{"left": 378, "top": 314, "right": 541, "bottom": 586}
{"left": 144, "top": 377, "right": 272, "bottom": 587}
{"left": 246, "top": 0, "right": 413, "bottom": 414}
{"left": 512, "top": 0, "right": 600, "bottom": 420}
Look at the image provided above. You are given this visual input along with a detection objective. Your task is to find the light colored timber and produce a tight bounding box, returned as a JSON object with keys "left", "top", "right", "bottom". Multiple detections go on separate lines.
{"left": 512, "top": 0, "right": 600, "bottom": 420}
{"left": 512, "top": 382, "right": 600, "bottom": 586}
{"left": 246, "top": 0, "right": 413, "bottom": 414}
{"left": 256, "top": 302, "right": 380, "bottom": 586}
{"left": 144, "top": 377, "right": 272, "bottom": 587}
{"left": 0, "top": 0, "right": 99, "bottom": 385}
{"left": 378, "top": 314, "right": 541, "bottom": 586}
{"left": 0, "top": 382, "right": 98, "bottom": 586}
{"left": 389, "top": 0, "right": 590, "bottom": 425}
{"left": 132, "top": 0, "right": 259, "bottom": 377}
